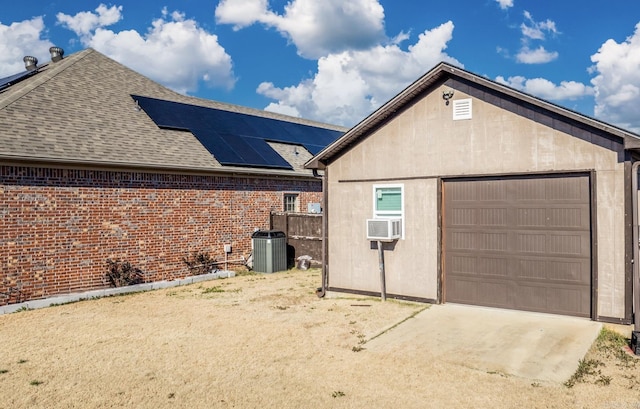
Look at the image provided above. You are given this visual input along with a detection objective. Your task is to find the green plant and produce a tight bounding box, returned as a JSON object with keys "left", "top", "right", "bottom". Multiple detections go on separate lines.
{"left": 332, "top": 391, "right": 345, "bottom": 398}
{"left": 0, "top": 369, "right": 8, "bottom": 374}
{"left": 564, "top": 358, "right": 604, "bottom": 388}
{"left": 105, "top": 259, "right": 143, "bottom": 287}
{"left": 183, "top": 251, "right": 217, "bottom": 276}
{"left": 17, "top": 359, "right": 27, "bottom": 364}
{"left": 202, "top": 286, "right": 225, "bottom": 294}
{"left": 30, "top": 380, "right": 43, "bottom": 386}
{"left": 596, "top": 328, "right": 629, "bottom": 351}
{"left": 234, "top": 270, "right": 257, "bottom": 277}
{"left": 595, "top": 375, "right": 612, "bottom": 386}
{"left": 594, "top": 328, "right": 637, "bottom": 369}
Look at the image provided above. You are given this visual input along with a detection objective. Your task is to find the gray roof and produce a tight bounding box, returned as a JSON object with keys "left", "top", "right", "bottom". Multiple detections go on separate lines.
{"left": 306, "top": 62, "right": 640, "bottom": 170}
{"left": 0, "top": 48, "right": 346, "bottom": 178}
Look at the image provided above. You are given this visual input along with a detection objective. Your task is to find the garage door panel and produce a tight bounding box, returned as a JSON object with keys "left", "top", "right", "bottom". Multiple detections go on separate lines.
{"left": 514, "top": 231, "right": 590, "bottom": 257}
{"left": 450, "top": 255, "right": 509, "bottom": 278}
{"left": 517, "top": 206, "right": 590, "bottom": 229}
{"left": 444, "top": 175, "right": 592, "bottom": 317}
{"left": 516, "top": 258, "right": 590, "bottom": 284}
{"left": 448, "top": 278, "right": 510, "bottom": 307}
{"left": 515, "top": 284, "right": 590, "bottom": 317}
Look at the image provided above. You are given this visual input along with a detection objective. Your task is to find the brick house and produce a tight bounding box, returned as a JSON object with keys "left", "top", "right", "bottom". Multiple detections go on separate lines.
{"left": 0, "top": 48, "right": 344, "bottom": 304}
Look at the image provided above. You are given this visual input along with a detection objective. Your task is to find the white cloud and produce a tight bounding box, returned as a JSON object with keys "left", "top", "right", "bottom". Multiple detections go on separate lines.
{"left": 521, "top": 11, "right": 558, "bottom": 40}
{"left": 495, "top": 75, "right": 594, "bottom": 101}
{"left": 496, "top": 0, "right": 514, "bottom": 10}
{"left": 57, "top": 4, "right": 123, "bottom": 37}
{"left": 215, "top": 0, "right": 269, "bottom": 29}
{"left": 510, "top": 11, "right": 559, "bottom": 65}
{"left": 590, "top": 22, "right": 640, "bottom": 132}
{"left": 57, "top": 6, "right": 235, "bottom": 93}
{"left": 516, "top": 46, "right": 558, "bottom": 64}
{"left": 215, "top": 0, "right": 385, "bottom": 59}
{"left": 258, "top": 21, "right": 461, "bottom": 126}
{"left": 0, "top": 17, "right": 54, "bottom": 77}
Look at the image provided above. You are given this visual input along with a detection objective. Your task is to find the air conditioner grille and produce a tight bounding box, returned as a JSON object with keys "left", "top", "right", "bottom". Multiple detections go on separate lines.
{"left": 366, "top": 218, "right": 402, "bottom": 241}
{"left": 369, "top": 220, "right": 390, "bottom": 237}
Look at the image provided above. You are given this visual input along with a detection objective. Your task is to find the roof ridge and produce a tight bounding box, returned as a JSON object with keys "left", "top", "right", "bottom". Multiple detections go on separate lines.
{"left": 0, "top": 49, "right": 94, "bottom": 110}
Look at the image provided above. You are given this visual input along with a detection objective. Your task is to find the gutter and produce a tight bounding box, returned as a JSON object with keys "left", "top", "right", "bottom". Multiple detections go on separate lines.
{"left": 316, "top": 165, "right": 329, "bottom": 297}
{"left": 633, "top": 161, "right": 640, "bottom": 333}
{"left": 0, "top": 154, "right": 319, "bottom": 180}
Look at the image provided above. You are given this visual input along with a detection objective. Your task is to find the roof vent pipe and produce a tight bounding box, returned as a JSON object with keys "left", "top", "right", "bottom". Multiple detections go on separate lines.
{"left": 49, "top": 47, "right": 64, "bottom": 62}
{"left": 23, "top": 56, "right": 38, "bottom": 71}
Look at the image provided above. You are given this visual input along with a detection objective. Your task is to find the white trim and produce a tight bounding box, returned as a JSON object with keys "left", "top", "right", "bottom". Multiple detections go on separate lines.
{"left": 372, "top": 183, "right": 405, "bottom": 239}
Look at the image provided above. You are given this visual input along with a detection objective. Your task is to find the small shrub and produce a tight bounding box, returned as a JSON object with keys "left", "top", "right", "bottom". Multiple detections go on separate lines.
{"left": 105, "top": 259, "right": 143, "bottom": 287}
{"left": 30, "top": 380, "right": 43, "bottom": 386}
{"left": 332, "top": 391, "right": 345, "bottom": 398}
{"left": 183, "top": 251, "right": 217, "bottom": 276}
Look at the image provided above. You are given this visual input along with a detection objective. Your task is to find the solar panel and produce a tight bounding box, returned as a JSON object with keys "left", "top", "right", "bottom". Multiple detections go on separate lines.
{"left": 0, "top": 70, "right": 38, "bottom": 91}
{"left": 132, "top": 95, "right": 342, "bottom": 169}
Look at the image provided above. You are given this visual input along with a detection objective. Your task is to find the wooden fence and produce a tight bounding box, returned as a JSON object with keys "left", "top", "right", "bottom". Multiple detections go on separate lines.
{"left": 270, "top": 212, "right": 322, "bottom": 265}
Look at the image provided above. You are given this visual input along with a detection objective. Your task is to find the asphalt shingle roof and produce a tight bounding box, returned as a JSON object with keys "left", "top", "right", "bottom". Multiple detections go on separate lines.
{"left": 0, "top": 49, "right": 345, "bottom": 177}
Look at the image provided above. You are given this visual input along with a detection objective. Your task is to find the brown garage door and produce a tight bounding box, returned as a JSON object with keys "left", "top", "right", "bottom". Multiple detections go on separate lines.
{"left": 443, "top": 174, "right": 592, "bottom": 317}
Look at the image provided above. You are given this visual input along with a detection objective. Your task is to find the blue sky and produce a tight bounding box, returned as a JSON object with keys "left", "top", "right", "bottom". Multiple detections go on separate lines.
{"left": 2, "top": 1, "right": 640, "bottom": 131}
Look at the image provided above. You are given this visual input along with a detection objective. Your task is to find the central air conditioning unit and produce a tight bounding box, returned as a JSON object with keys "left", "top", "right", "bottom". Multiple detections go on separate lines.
{"left": 366, "top": 218, "right": 402, "bottom": 241}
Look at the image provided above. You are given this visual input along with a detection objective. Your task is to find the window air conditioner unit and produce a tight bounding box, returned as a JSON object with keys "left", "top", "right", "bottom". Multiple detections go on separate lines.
{"left": 366, "top": 218, "right": 402, "bottom": 241}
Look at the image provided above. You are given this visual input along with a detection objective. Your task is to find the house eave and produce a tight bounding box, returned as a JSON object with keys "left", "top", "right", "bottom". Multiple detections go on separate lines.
{"left": 0, "top": 154, "right": 321, "bottom": 180}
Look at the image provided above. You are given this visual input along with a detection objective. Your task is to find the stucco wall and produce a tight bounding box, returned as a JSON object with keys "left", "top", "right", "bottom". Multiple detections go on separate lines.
{"left": 0, "top": 165, "right": 322, "bottom": 304}
{"left": 327, "top": 85, "right": 627, "bottom": 318}
{"left": 328, "top": 178, "right": 438, "bottom": 300}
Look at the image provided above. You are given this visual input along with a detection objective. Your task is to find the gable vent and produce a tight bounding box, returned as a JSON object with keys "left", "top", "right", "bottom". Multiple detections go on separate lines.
{"left": 453, "top": 98, "right": 472, "bottom": 120}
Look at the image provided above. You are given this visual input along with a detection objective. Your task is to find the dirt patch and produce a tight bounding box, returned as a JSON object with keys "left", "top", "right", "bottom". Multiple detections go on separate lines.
{"left": 0, "top": 269, "right": 639, "bottom": 408}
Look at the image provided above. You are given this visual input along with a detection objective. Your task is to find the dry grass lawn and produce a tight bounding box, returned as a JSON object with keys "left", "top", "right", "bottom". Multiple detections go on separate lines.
{"left": 1, "top": 269, "right": 639, "bottom": 408}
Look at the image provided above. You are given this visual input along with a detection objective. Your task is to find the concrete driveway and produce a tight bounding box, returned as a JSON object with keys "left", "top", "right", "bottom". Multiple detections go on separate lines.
{"left": 365, "top": 303, "right": 602, "bottom": 383}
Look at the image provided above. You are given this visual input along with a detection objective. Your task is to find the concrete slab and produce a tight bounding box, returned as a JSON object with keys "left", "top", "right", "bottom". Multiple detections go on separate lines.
{"left": 365, "top": 303, "right": 602, "bottom": 383}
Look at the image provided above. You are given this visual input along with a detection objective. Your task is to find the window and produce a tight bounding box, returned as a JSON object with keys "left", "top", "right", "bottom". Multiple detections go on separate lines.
{"left": 374, "top": 185, "right": 403, "bottom": 218}
{"left": 283, "top": 193, "right": 299, "bottom": 212}
{"left": 373, "top": 184, "right": 404, "bottom": 238}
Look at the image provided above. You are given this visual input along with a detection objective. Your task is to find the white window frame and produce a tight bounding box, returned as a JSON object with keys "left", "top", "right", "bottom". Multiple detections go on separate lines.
{"left": 283, "top": 192, "right": 299, "bottom": 212}
{"left": 372, "top": 184, "right": 405, "bottom": 239}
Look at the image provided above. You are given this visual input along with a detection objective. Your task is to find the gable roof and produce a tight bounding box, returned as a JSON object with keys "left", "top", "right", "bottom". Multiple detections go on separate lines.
{"left": 306, "top": 62, "right": 640, "bottom": 170}
{"left": 0, "top": 48, "right": 346, "bottom": 178}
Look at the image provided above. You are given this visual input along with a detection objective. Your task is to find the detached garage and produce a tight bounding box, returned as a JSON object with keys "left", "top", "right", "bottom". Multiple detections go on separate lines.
{"left": 306, "top": 62, "right": 640, "bottom": 325}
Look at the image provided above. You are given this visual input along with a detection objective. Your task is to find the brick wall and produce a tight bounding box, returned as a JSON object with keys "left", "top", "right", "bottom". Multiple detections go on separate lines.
{"left": 0, "top": 165, "right": 322, "bottom": 304}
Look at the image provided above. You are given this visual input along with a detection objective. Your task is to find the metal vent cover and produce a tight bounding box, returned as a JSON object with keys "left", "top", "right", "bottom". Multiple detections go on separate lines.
{"left": 453, "top": 98, "right": 472, "bottom": 120}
